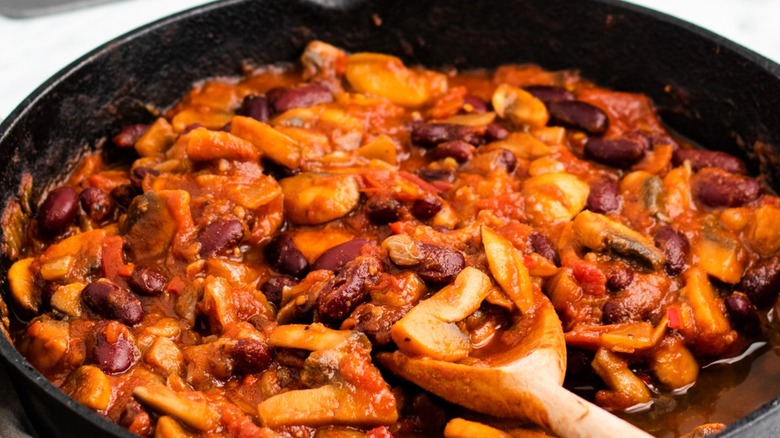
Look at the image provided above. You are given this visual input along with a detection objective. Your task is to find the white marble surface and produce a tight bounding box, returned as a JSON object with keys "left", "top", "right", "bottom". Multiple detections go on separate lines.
{"left": 0, "top": 0, "right": 779, "bottom": 122}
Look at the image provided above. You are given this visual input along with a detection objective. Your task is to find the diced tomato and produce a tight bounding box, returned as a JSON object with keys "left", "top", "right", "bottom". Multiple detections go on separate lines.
{"left": 667, "top": 306, "right": 683, "bottom": 330}
{"left": 367, "top": 426, "right": 395, "bottom": 438}
{"left": 572, "top": 261, "right": 607, "bottom": 297}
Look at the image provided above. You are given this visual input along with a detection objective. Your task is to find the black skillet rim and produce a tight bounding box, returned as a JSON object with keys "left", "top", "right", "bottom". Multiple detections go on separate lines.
{"left": 0, "top": 0, "right": 779, "bottom": 436}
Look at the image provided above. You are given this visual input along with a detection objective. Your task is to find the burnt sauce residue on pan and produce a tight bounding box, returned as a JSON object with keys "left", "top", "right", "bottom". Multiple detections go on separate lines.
{"left": 3, "top": 41, "right": 780, "bottom": 438}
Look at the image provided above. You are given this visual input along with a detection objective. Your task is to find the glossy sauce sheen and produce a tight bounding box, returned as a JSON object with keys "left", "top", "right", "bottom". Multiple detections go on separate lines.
{"left": 3, "top": 41, "right": 780, "bottom": 437}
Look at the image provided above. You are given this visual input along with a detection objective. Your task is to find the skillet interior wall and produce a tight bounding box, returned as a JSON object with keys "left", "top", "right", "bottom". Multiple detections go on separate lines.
{"left": 0, "top": 0, "right": 779, "bottom": 436}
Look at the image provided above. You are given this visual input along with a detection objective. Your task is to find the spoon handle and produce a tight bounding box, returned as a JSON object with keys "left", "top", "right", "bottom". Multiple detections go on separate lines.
{"left": 535, "top": 382, "right": 653, "bottom": 438}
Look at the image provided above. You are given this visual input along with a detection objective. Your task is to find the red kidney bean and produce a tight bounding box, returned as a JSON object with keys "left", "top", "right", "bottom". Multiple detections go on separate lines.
{"left": 653, "top": 226, "right": 689, "bottom": 276}
{"left": 485, "top": 123, "right": 509, "bottom": 141}
{"left": 237, "top": 95, "right": 271, "bottom": 122}
{"left": 584, "top": 138, "right": 646, "bottom": 168}
{"left": 725, "top": 292, "right": 761, "bottom": 336}
{"left": 317, "top": 257, "right": 381, "bottom": 322}
{"left": 198, "top": 219, "right": 245, "bottom": 258}
{"left": 230, "top": 338, "right": 273, "bottom": 374}
{"left": 82, "top": 280, "right": 144, "bottom": 326}
{"left": 528, "top": 232, "right": 560, "bottom": 266}
{"left": 265, "top": 234, "right": 309, "bottom": 278}
{"left": 366, "top": 197, "right": 402, "bottom": 224}
{"left": 418, "top": 168, "right": 455, "bottom": 183}
{"left": 601, "top": 299, "right": 630, "bottom": 324}
{"left": 112, "top": 124, "right": 148, "bottom": 148}
{"left": 523, "top": 85, "right": 575, "bottom": 103}
{"left": 347, "top": 302, "right": 407, "bottom": 345}
{"left": 461, "top": 95, "right": 489, "bottom": 113}
{"left": 79, "top": 187, "right": 113, "bottom": 222}
{"left": 496, "top": 149, "right": 518, "bottom": 173}
{"left": 110, "top": 184, "right": 138, "bottom": 210}
{"left": 431, "top": 140, "right": 475, "bottom": 163}
{"left": 260, "top": 276, "right": 299, "bottom": 307}
{"left": 312, "top": 239, "right": 372, "bottom": 272}
{"left": 691, "top": 168, "right": 761, "bottom": 208}
{"left": 38, "top": 186, "right": 79, "bottom": 237}
{"left": 415, "top": 244, "right": 466, "bottom": 285}
{"left": 411, "top": 123, "right": 483, "bottom": 146}
{"left": 269, "top": 83, "right": 333, "bottom": 113}
{"left": 91, "top": 322, "right": 137, "bottom": 374}
{"left": 410, "top": 194, "right": 443, "bottom": 220}
{"left": 119, "top": 402, "right": 151, "bottom": 436}
{"left": 128, "top": 266, "right": 168, "bottom": 296}
{"left": 586, "top": 177, "right": 620, "bottom": 213}
{"left": 673, "top": 148, "right": 746, "bottom": 174}
{"left": 548, "top": 100, "right": 609, "bottom": 135}
{"left": 130, "top": 167, "right": 159, "bottom": 190}
{"left": 739, "top": 257, "right": 780, "bottom": 307}
{"left": 624, "top": 130, "right": 678, "bottom": 151}
{"left": 606, "top": 265, "right": 634, "bottom": 292}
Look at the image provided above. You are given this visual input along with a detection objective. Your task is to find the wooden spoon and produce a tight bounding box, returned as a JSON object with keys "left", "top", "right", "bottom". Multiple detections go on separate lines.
{"left": 376, "top": 292, "right": 652, "bottom": 438}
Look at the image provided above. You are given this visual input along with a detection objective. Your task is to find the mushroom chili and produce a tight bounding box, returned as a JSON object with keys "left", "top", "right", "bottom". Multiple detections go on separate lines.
{"left": 3, "top": 41, "right": 780, "bottom": 437}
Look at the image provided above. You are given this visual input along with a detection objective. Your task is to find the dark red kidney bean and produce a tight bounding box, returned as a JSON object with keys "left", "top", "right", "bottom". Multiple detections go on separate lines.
{"left": 112, "top": 124, "right": 148, "bottom": 148}
{"left": 418, "top": 168, "right": 455, "bottom": 183}
{"left": 415, "top": 244, "right": 466, "bottom": 284}
{"left": 411, "top": 123, "right": 483, "bottom": 146}
{"left": 496, "top": 149, "right": 518, "bottom": 173}
{"left": 739, "top": 257, "right": 780, "bottom": 307}
{"left": 410, "top": 194, "right": 443, "bottom": 220}
{"left": 38, "top": 187, "right": 79, "bottom": 237}
{"left": 260, "top": 276, "right": 299, "bottom": 307}
{"left": 624, "top": 130, "right": 678, "bottom": 151}
{"left": 79, "top": 187, "right": 113, "bottom": 222}
{"left": 110, "top": 184, "right": 138, "bottom": 210}
{"left": 431, "top": 140, "right": 475, "bottom": 163}
{"left": 236, "top": 95, "right": 271, "bottom": 122}
{"left": 366, "top": 197, "right": 402, "bottom": 224}
{"left": 269, "top": 83, "right": 333, "bottom": 113}
{"left": 347, "top": 303, "right": 407, "bottom": 345}
{"left": 692, "top": 168, "right": 761, "bottom": 208}
{"left": 130, "top": 167, "right": 159, "bottom": 190}
{"left": 128, "top": 266, "right": 168, "bottom": 296}
{"left": 91, "top": 324, "right": 137, "bottom": 374}
{"left": 265, "top": 234, "right": 309, "bottom": 278}
{"left": 548, "top": 100, "right": 609, "bottom": 135}
{"left": 523, "top": 85, "right": 575, "bottom": 103}
{"left": 82, "top": 280, "right": 143, "bottom": 326}
{"left": 584, "top": 138, "right": 646, "bottom": 168}
{"left": 653, "top": 226, "right": 689, "bottom": 276}
{"left": 312, "top": 239, "right": 372, "bottom": 272}
{"left": 725, "top": 292, "right": 762, "bottom": 336}
{"left": 230, "top": 338, "right": 273, "bottom": 374}
{"left": 601, "top": 299, "right": 628, "bottom": 324}
{"left": 198, "top": 219, "right": 245, "bottom": 258}
{"left": 461, "top": 95, "right": 489, "bottom": 113}
{"left": 485, "top": 123, "right": 509, "bottom": 141}
{"left": 528, "top": 232, "right": 560, "bottom": 266}
{"left": 119, "top": 402, "right": 151, "bottom": 436}
{"left": 672, "top": 148, "right": 746, "bottom": 174}
{"left": 606, "top": 265, "right": 634, "bottom": 292}
{"left": 586, "top": 177, "right": 620, "bottom": 213}
{"left": 317, "top": 257, "right": 382, "bottom": 322}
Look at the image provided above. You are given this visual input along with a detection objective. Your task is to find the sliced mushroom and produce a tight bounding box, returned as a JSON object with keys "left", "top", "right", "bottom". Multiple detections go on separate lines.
{"left": 61, "top": 365, "right": 112, "bottom": 411}
{"left": 491, "top": 84, "right": 549, "bottom": 128}
{"left": 391, "top": 267, "right": 492, "bottom": 361}
{"left": 258, "top": 324, "right": 397, "bottom": 427}
{"left": 230, "top": 116, "right": 301, "bottom": 169}
{"left": 481, "top": 227, "right": 534, "bottom": 313}
{"left": 572, "top": 211, "right": 665, "bottom": 271}
{"left": 280, "top": 172, "right": 361, "bottom": 225}
{"left": 133, "top": 384, "right": 220, "bottom": 432}
{"left": 523, "top": 173, "right": 590, "bottom": 226}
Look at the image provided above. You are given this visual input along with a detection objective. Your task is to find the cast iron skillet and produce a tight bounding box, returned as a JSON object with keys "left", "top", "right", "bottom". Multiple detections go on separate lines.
{"left": 1, "top": 0, "right": 779, "bottom": 436}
